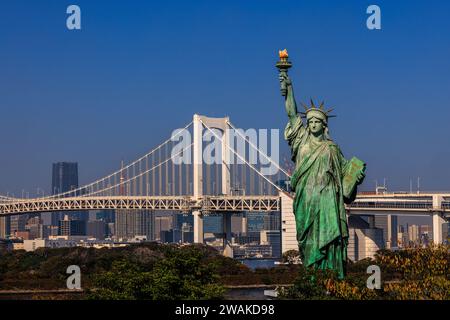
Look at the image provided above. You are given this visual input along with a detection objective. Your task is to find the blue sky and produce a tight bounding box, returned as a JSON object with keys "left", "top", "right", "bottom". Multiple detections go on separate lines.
{"left": 0, "top": 0, "right": 449, "bottom": 195}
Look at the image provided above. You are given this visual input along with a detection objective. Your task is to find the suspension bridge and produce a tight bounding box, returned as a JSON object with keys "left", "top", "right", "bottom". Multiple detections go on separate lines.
{"left": 0, "top": 115, "right": 448, "bottom": 253}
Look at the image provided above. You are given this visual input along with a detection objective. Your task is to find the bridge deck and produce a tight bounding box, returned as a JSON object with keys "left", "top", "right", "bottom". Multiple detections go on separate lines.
{"left": 0, "top": 194, "right": 448, "bottom": 216}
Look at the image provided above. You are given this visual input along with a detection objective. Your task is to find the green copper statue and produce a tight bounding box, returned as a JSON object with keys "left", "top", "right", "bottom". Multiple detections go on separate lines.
{"left": 277, "top": 50, "right": 366, "bottom": 278}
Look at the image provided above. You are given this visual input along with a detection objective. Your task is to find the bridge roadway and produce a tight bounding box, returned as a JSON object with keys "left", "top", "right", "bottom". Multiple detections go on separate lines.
{"left": 0, "top": 193, "right": 448, "bottom": 217}
{"left": 0, "top": 195, "right": 281, "bottom": 216}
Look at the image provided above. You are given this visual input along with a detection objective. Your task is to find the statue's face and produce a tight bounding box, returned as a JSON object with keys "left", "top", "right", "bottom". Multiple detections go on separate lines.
{"left": 308, "top": 117, "right": 325, "bottom": 135}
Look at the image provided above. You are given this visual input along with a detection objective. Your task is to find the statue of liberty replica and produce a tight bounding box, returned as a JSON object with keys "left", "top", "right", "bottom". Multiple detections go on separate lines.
{"left": 276, "top": 50, "right": 366, "bottom": 279}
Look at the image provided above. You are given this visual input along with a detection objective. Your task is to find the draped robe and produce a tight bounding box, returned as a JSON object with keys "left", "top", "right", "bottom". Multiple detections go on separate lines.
{"left": 285, "top": 115, "right": 351, "bottom": 279}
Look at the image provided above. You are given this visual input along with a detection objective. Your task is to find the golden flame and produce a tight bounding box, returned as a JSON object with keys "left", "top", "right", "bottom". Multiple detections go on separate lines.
{"left": 279, "top": 49, "right": 288, "bottom": 59}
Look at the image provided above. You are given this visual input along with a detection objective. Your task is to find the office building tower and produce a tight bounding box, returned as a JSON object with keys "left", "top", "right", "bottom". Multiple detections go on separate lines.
{"left": 260, "top": 230, "right": 281, "bottom": 258}
{"left": 155, "top": 216, "right": 172, "bottom": 240}
{"left": 264, "top": 212, "right": 280, "bottom": 231}
{"left": 0, "top": 216, "right": 11, "bottom": 238}
{"left": 114, "top": 210, "right": 155, "bottom": 241}
{"left": 107, "top": 223, "right": 115, "bottom": 238}
{"left": 172, "top": 213, "right": 185, "bottom": 231}
{"left": 373, "top": 215, "right": 398, "bottom": 248}
{"left": 231, "top": 214, "right": 247, "bottom": 235}
{"left": 10, "top": 214, "right": 29, "bottom": 235}
{"left": 204, "top": 215, "right": 222, "bottom": 234}
{"left": 86, "top": 220, "right": 107, "bottom": 240}
{"left": 42, "top": 162, "right": 84, "bottom": 225}
{"left": 442, "top": 223, "right": 449, "bottom": 244}
{"left": 52, "top": 162, "right": 78, "bottom": 195}
{"left": 27, "top": 224, "right": 41, "bottom": 240}
{"left": 247, "top": 213, "right": 265, "bottom": 232}
{"left": 407, "top": 224, "right": 420, "bottom": 243}
{"left": 59, "top": 215, "right": 86, "bottom": 236}
{"left": 234, "top": 233, "right": 260, "bottom": 245}
{"left": 419, "top": 225, "right": 432, "bottom": 236}
{"left": 89, "top": 210, "right": 115, "bottom": 223}
{"left": 181, "top": 222, "right": 194, "bottom": 243}
{"left": 24, "top": 215, "right": 41, "bottom": 239}
{"left": 45, "top": 225, "right": 59, "bottom": 238}
{"left": 160, "top": 230, "right": 174, "bottom": 243}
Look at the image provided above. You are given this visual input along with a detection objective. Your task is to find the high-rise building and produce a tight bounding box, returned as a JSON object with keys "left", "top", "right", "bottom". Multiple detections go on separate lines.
{"left": 10, "top": 214, "right": 29, "bottom": 235}
{"left": 43, "top": 162, "right": 84, "bottom": 226}
{"left": 204, "top": 215, "right": 222, "bottom": 234}
{"left": 52, "top": 162, "right": 78, "bottom": 195}
{"left": 181, "top": 222, "right": 194, "bottom": 243}
{"left": 234, "top": 233, "right": 260, "bottom": 245}
{"left": 247, "top": 213, "right": 265, "bottom": 232}
{"left": 0, "top": 217, "right": 11, "bottom": 239}
{"left": 59, "top": 215, "right": 86, "bottom": 236}
{"left": 373, "top": 215, "right": 398, "bottom": 248}
{"left": 107, "top": 223, "right": 115, "bottom": 238}
{"left": 114, "top": 210, "right": 155, "bottom": 241}
{"left": 155, "top": 216, "right": 172, "bottom": 240}
{"left": 419, "top": 225, "right": 432, "bottom": 236}
{"left": 264, "top": 212, "right": 281, "bottom": 231}
{"left": 25, "top": 216, "right": 47, "bottom": 240}
{"left": 260, "top": 230, "right": 281, "bottom": 258}
{"left": 231, "top": 214, "right": 247, "bottom": 235}
{"left": 89, "top": 210, "right": 115, "bottom": 223}
{"left": 42, "top": 225, "right": 59, "bottom": 238}
{"left": 160, "top": 230, "right": 174, "bottom": 243}
{"left": 408, "top": 224, "right": 420, "bottom": 243}
{"left": 443, "top": 223, "right": 449, "bottom": 244}
{"left": 86, "top": 220, "right": 107, "bottom": 240}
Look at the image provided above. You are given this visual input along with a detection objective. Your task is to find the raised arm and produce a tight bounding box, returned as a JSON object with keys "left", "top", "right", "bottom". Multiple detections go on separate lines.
{"left": 279, "top": 72, "right": 302, "bottom": 128}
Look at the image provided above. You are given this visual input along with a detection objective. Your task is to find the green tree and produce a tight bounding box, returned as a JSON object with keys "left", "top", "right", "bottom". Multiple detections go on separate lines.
{"left": 87, "top": 245, "right": 225, "bottom": 300}
{"left": 87, "top": 259, "right": 153, "bottom": 300}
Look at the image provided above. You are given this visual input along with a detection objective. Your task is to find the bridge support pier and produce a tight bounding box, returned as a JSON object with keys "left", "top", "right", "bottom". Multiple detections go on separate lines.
{"left": 193, "top": 210, "right": 204, "bottom": 244}
{"left": 432, "top": 212, "right": 445, "bottom": 244}
{"left": 280, "top": 191, "right": 297, "bottom": 254}
{"left": 432, "top": 195, "right": 444, "bottom": 244}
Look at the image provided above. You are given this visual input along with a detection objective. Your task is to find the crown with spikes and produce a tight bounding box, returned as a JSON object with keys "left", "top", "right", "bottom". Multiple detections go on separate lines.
{"left": 299, "top": 98, "right": 336, "bottom": 123}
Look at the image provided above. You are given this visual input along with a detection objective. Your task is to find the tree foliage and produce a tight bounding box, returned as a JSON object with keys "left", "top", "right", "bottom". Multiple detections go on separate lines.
{"left": 279, "top": 244, "right": 450, "bottom": 300}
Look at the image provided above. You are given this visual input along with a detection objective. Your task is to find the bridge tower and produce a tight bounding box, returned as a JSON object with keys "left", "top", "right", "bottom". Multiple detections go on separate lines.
{"left": 432, "top": 195, "right": 445, "bottom": 244}
{"left": 280, "top": 191, "right": 297, "bottom": 254}
{"left": 192, "top": 114, "right": 231, "bottom": 245}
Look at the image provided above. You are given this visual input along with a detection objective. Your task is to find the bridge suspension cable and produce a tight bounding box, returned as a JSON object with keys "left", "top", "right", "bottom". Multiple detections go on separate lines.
{"left": 41, "top": 121, "right": 193, "bottom": 200}
{"left": 199, "top": 118, "right": 284, "bottom": 193}
{"left": 226, "top": 120, "right": 292, "bottom": 178}
{"left": 87, "top": 143, "right": 193, "bottom": 197}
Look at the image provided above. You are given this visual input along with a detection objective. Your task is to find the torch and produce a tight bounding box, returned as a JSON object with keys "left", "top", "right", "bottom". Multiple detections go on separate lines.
{"left": 276, "top": 49, "right": 292, "bottom": 97}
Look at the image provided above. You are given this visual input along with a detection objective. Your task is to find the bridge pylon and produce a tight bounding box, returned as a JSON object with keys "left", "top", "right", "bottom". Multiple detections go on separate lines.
{"left": 192, "top": 114, "right": 231, "bottom": 245}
